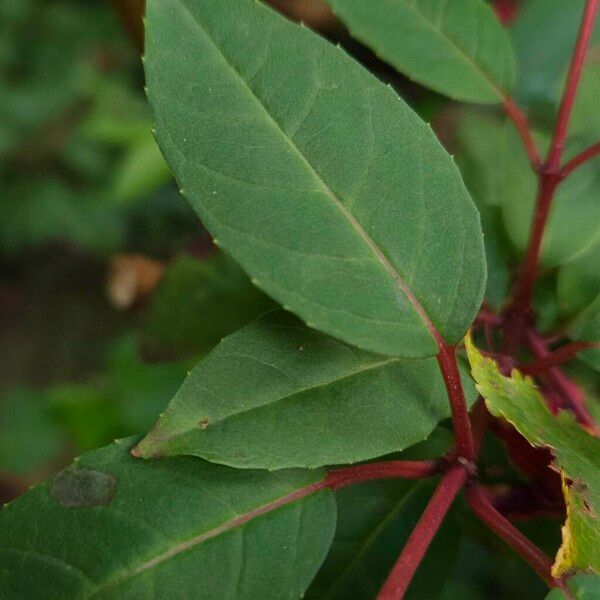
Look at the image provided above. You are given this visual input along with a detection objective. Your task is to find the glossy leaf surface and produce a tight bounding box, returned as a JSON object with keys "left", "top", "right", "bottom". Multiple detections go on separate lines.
{"left": 145, "top": 0, "right": 486, "bottom": 357}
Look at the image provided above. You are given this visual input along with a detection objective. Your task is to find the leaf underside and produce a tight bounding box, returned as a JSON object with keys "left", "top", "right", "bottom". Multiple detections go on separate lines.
{"left": 145, "top": 0, "right": 486, "bottom": 357}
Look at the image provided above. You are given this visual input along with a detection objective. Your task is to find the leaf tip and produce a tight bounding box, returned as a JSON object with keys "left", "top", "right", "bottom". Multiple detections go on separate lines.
{"left": 130, "top": 444, "right": 142, "bottom": 458}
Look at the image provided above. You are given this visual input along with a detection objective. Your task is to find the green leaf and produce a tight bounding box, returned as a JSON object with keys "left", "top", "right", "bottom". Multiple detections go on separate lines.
{"left": 466, "top": 337, "right": 600, "bottom": 578}
{"left": 104, "top": 335, "right": 191, "bottom": 433}
{"left": 569, "top": 297, "right": 600, "bottom": 373}
{"left": 511, "top": 0, "right": 600, "bottom": 107}
{"left": 142, "top": 253, "right": 277, "bottom": 360}
{"left": 557, "top": 242, "right": 600, "bottom": 317}
{"left": 326, "top": 0, "right": 514, "bottom": 104}
{"left": 500, "top": 131, "right": 600, "bottom": 267}
{"left": 557, "top": 242, "right": 600, "bottom": 371}
{"left": 455, "top": 112, "right": 511, "bottom": 209}
{"left": 112, "top": 133, "right": 171, "bottom": 203}
{"left": 566, "top": 58, "right": 600, "bottom": 149}
{"left": 145, "top": 0, "right": 486, "bottom": 357}
{"left": 546, "top": 574, "right": 600, "bottom": 599}
{"left": 133, "top": 311, "right": 477, "bottom": 468}
{"left": 455, "top": 112, "right": 514, "bottom": 308}
{"left": 307, "top": 477, "right": 461, "bottom": 599}
{"left": 0, "top": 438, "right": 336, "bottom": 599}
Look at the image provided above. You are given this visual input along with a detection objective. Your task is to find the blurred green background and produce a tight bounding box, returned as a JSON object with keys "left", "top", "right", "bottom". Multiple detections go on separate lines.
{"left": 0, "top": 0, "right": 283, "bottom": 499}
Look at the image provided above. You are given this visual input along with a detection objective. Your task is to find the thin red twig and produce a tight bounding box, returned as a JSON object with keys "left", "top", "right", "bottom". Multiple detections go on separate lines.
{"left": 436, "top": 343, "right": 475, "bottom": 460}
{"left": 476, "top": 307, "right": 503, "bottom": 327}
{"left": 546, "top": 0, "right": 600, "bottom": 171}
{"left": 465, "top": 485, "right": 568, "bottom": 592}
{"left": 510, "top": 174, "right": 560, "bottom": 315}
{"left": 559, "top": 140, "right": 600, "bottom": 179}
{"left": 508, "top": 0, "right": 599, "bottom": 320}
{"left": 376, "top": 465, "right": 468, "bottom": 600}
{"left": 525, "top": 329, "right": 597, "bottom": 429}
{"left": 520, "top": 340, "right": 598, "bottom": 375}
{"left": 502, "top": 96, "right": 541, "bottom": 169}
{"left": 227, "top": 459, "right": 444, "bottom": 541}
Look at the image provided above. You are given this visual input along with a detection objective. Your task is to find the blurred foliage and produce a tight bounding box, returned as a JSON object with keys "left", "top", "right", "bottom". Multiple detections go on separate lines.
{"left": 0, "top": 0, "right": 191, "bottom": 256}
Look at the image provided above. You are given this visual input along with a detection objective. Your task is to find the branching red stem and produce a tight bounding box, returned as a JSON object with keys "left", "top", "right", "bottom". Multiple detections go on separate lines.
{"left": 525, "top": 329, "right": 597, "bottom": 429}
{"left": 559, "top": 140, "right": 600, "bottom": 179}
{"left": 324, "top": 460, "right": 440, "bottom": 490}
{"left": 508, "top": 0, "right": 599, "bottom": 320}
{"left": 376, "top": 465, "right": 468, "bottom": 600}
{"left": 436, "top": 343, "right": 475, "bottom": 460}
{"left": 502, "top": 96, "right": 541, "bottom": 169}
{"left": 465, "top": 485, "right": 568, "bottom": 592}
{"left": 520, "top": 340, "right": 598, "bottom": 375}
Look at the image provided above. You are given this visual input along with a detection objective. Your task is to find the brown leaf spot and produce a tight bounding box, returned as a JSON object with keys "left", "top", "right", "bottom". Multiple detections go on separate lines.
{"left": 50, "top": 468, "right": 116, "bottom": 508}
{"left": 198, "top": 419, "right": 209, "bottom": 429}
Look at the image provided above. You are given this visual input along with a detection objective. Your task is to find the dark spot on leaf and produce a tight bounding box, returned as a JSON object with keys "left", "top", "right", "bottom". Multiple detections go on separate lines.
{"left": 198, "top": 418, "right": 209, "bottom": 429}
{"left": 50, "top": 468, "right": 116, "bottom": 507}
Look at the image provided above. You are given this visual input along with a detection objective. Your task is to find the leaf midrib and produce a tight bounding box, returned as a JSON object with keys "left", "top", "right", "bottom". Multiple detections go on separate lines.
{"left": 91, "top": 480, "right": 327, "bottom": 596}
{"left": 168, "top": 354, "right": 402, "bottom": 441}
{"left": 164, "top": 0, "right": 440, "bottom": 345}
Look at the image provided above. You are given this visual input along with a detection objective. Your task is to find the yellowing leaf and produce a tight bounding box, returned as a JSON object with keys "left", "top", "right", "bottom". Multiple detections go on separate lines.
{"left": 465, "top": 335, "right": 600, "bottom": 577}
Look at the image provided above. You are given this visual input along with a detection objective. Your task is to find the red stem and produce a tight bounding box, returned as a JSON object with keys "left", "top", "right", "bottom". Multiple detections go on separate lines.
{"left": 509, "top": 0, "right": 599, "bottom": 318}
{"left": 510, "top": 174, "right": 560, "bottom": 315}
{"left": 525, "top": 329, "right": 597, "bottom": 429}
{"left": 465, "top": 485, "right": 568, "bottom": 592}
{"left": 476, "top": 307, "right": 503, "bottom": 327}
{"left": 436, "top": 343, "right": 475, "bottom": 460}
{"left": 502, "top": 96, "right": 541, "bottom": 169}
{"left": 546, "top": 0, "right": 600, "bottom": 171}
{"left": 324, "top": 460, "right": 440, "bottom": 490}
{"left": 238, "top": 459, "right": 443, "bottom": 536}
{"left": 520, "top": 340, "right": 598, "bottom": 375}
{"left": 559, "top": 140, "right": 600, "bottom": 179}
{"left": 376, "top": 465, "right": 468, "bottom": 600}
